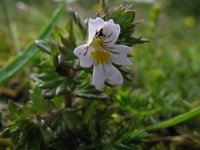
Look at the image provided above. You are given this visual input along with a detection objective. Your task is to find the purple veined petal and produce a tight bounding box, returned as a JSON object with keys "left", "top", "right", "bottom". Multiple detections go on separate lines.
{"left": 109, "top": 44, "right": 132, "bottom": 65}
{"left": 106, "top": 44, "right": 131, "bottom": 54}
{"left": 105, "top": 64, "right": 123, "bottom": 85}
{"left": 93, "top": 64, "right": 106, "bottom": 90}
{"left": 88, "top": 17, "right": 105, "bottom": 44}
{"left": 74, "top": 44, "right": 93, "bottom": 68}
{"left": 102, "top": 19, "right": 120, "bottom": 45}
{"left": 111, "top": 54, "right": 132, "bottom": 65}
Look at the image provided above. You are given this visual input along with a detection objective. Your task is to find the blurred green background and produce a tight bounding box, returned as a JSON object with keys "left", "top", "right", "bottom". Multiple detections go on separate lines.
{"left": 0, "top": 0, "right": 200, "bottom": 149}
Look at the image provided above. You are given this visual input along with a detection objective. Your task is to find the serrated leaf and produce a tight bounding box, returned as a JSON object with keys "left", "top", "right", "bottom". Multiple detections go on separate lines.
{"left": 55, "top": 82, "right": 68, "bottom": 95}
{"left": 104, "top": 7, "right": 148, "bottom": 46}
{"left": 105, "top": 10, "right": 135, "bottom": 36}
{"left": 67, "top": 8, "right": 87, "bottom": 38}
{"left": 59, "top": 46, "right": 76, "bottom": 60}
{"left": 65, "top": 18, "right": 76, "bottom": 45}
{"left": 118, "top": 37, "right": 149, "bottom": 46}
{"left": 30, "top": 87, "right": 54, "bottom": 113}
{"left": 73, "top": 85, "right": 108, "bottom": 100}
{"left": 40, "top": 127, "right": 55, "bottom": 144}
{"left": 38, "top": 78, "right": 63, "bottom": 89}
{"left": 8, "top": 101, "right": 23, "bottom": 120}
{"left": 35, "top": 65, "right": 70, "bottom": 99}
{"left": 37, "top": 72, "right": 55, "bottom": 81}
{"left": 74, "top": 92, "right": 108, "bottom": 100}
{"left": 42, "top": 89, "right": 56, "bottom": 99}
{"left": 35, "top": 40, "right": 51, "bottom": 54}
{"left": 52, "top": 96, "right": 63, "bottom": 108}
{"left": 60, "top": 36, "right": 76, "bottom": 51}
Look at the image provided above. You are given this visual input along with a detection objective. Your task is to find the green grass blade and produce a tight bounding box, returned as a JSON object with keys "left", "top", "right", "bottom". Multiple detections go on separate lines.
{"left": 146, "top": 105, "right": 200, "bottom": 130}
{"left": 0, "top": 4, "right": 65, "bottom": 85}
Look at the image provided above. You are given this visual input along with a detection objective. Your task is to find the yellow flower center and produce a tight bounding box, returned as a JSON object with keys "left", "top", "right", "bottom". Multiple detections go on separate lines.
{"left": 91, "top": 38, "right": 103, "bottom": 47}
{"left": 90, "top": 38, "right": 110, "bottom": 64}
{"left": 91, "top": 50, "right": 110, "bottom": 64}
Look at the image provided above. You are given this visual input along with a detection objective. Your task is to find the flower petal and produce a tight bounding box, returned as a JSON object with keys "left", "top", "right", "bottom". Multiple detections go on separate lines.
{"left": 111, "top": 54, "right": 132, "bottom": 65}
{"left": 109, "top": 45, "right": 132, "bottom": 65}
{"left": 88, "top": 17, "right": 105, "bottom": 44}
{"left": 103, "top": 19, "right": 120, "bottom": 45}
{"left": 93, "top": 65, "right": 106, "bottom": 90}
{"left": 105, "top": 64, "right": 123, "bottom": 84}
{"left": 74, "top": 44, "right": 93, "bottom": 67}
{"left": 111, "top": 44, "right": 132, "bottom": 54}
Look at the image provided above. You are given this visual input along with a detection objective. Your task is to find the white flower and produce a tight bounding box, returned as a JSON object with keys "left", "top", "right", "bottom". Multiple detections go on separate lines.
{"left": 74, "top": 17, "right": 132, "bottom": 90}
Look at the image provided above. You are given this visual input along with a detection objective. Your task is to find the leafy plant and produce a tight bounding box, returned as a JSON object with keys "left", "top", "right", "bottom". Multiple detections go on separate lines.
{"left": 1, "top": 1, "right": 150, "bottom": 149}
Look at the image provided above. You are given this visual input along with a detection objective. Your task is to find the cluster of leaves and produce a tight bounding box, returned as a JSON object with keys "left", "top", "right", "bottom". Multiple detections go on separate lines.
{"left": 104, "top": 5, "right": 148, "bottom": 46}
{"left": 3, "top": 87, "right": 147, "bottom": 150}
{"left": 2, "top": 3, "right": 148, "bottom": 150}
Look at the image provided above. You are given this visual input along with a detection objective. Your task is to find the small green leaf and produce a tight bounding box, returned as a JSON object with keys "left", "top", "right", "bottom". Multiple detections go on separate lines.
{"left": 42, "top": 89, "right": 56, "bottom": 99}
{"left": 105, "top": 9, "right": 136, "bottom": 37}
{"left": 59, "top": 46, "right": 76, "bottom": 60}
{"left": 35, "top": 65, "right": 71, "bottom": 99}
{"left": 67, "top": 8, "right": 87, "bottom": 38}
{"left": 104, "top": 6, "right": 148, "bottom": 46}
{"left": 65, "top": 18, "right": 76, "bottom": 46}
{"left": 40, "top": 126, "right": 55, "bottom": 144}
{"left": 73, "top": 85, "right": 108, "bottom": 100}
{"left": 38, "top": 78, "right": 64, "bottom": 89}
{"left": 8, "top": 101, "right": 23, "bottom": 120}
{"left": 55, "top": 82, "right": 68, "bottom": 95}
{"left": 35, "top": 40, "right": 51, "bottom": 54}
{"left": 30, "top": 87, "right": 54, "bottom": 114}
{"left": 60, "top": 36, "right": 76, "bottom": 51}
{"left": 118, "top": 36, "right": 149, "bottom": 46}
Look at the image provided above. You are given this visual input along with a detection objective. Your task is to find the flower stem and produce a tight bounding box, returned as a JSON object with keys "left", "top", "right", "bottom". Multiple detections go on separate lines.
{"left": 64, "top": 92, "right": 72, "bottom": 108}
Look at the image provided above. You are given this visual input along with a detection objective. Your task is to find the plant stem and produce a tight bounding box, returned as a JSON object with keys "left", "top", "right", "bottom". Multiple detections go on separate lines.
{"left": 146, "top": 105, "right": 200, "bottom": 131}
{"left": 64, "top": 92, "right": 72, "bottom": 108}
